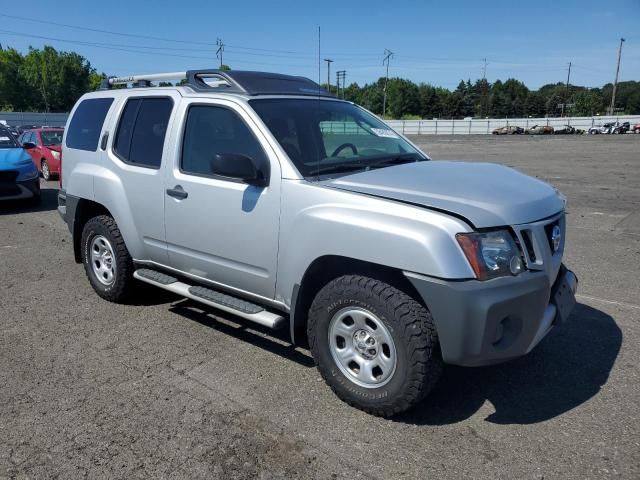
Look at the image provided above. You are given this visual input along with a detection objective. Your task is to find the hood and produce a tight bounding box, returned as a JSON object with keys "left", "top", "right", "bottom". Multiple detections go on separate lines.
{"left": 0, "top": 147, "right": 32, "bottom": 169}
{"left": 323, "top": 161, "right": 564, "bottom": 228}
{"left": 46, "top": 145, "right": 62, "bottom": 153}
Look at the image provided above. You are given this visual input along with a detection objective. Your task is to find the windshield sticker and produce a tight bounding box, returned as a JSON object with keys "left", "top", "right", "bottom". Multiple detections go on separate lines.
{"left": 370, "top": 128, "right": 399, "bottom": 138}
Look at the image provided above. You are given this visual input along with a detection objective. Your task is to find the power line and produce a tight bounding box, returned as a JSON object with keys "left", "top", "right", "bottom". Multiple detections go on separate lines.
{"left": 0, "top": 29, "right": 317, "bottom": 68}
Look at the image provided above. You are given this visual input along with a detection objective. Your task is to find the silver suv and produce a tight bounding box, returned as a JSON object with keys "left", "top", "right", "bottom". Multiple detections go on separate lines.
{"left": 58, "top": 70, "right": 578, "bottom": 417}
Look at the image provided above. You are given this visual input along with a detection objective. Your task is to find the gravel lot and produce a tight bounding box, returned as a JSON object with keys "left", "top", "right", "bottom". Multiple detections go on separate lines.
{"left": 1, "top": 135, "right": 639, "bottom": 479}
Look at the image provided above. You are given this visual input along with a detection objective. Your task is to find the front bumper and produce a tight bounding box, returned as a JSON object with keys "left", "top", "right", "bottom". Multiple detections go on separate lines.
{"left": 405, "top": 266, "right": 578, "bottom": 366}
{"left": 0, "top": 175, "right": 40, "bottom": 200}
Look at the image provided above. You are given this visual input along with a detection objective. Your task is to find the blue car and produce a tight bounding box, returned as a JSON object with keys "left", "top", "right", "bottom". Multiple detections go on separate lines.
{"left": 0, "top": 125, "right": 40, "bottom": 202}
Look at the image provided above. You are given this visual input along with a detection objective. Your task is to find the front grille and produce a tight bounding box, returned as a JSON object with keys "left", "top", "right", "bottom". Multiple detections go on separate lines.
{"left": 544, "top": 220, "right": 560, "bottom": 253}
{"left": 521, "top": 229, "right": 537, "bottom": 263}
{"left": 0, "top": 170, "right": 18, "bottom": 182}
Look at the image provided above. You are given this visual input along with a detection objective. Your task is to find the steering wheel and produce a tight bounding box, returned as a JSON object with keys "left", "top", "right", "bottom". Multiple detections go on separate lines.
{"left": 331, "top": 143, "right": 358, "bottom": 157}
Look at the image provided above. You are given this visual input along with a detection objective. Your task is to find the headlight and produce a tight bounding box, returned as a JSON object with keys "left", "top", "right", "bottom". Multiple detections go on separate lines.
{"left": 456, "top": 230, "right": 525, "bottom": 280}
{"left": 50, "top": 150, "right": 61, "bottom": 160}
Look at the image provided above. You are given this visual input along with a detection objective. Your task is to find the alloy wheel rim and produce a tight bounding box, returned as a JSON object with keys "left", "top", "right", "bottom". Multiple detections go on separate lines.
{"left": 328, "top": 307, "right": 397, "bottom": 388}
{"left": 90, "top": 235, "right": 116, "bottom": 286}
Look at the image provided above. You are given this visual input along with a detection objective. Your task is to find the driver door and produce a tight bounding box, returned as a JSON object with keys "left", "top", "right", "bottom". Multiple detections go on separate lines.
{"left": 163, "top": 99, "right": 282, "bottom": 300}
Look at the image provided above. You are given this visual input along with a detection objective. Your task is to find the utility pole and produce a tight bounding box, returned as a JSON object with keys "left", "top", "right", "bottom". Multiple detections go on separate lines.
{"left": 216, "top": 38, "right": 225, "bottom": 68}
{"left": 609, "top": 37, "right": 625, "bottom": 115}
{"left": 336, "top": 70, "right": 346, "bottom": 99}
{"left": 562, "top": 61, "right": 572, "bottom": 117}
{"left": 324, "top": 58, "right": 333, "bottom": 94}
{"left": 482, "top": 58, "right": 488, "bottom": 80}
{"left": 382, "top": 49, "right": 393, "bottom": 117}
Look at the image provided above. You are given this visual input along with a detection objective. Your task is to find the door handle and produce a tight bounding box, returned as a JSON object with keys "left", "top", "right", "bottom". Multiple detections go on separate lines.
{"left": 166, "top": 185, "right": 188, "bottom": 199}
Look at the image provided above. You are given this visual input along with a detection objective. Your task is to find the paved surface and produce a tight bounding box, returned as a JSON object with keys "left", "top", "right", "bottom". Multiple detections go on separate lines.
{"left": 1, "top": 135, "right": 639, "bottom": 479}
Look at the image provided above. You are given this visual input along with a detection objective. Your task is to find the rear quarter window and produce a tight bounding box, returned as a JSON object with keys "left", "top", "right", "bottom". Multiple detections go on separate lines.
{"left": 66, "top": 98, "right": 114, "bottom": 151}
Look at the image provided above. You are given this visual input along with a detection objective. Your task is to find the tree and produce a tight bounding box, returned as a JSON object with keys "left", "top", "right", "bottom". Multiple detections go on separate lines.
{"left": 21, "top": 46, "right": 94, "bottom": 112}
{"left": 572, "top": 90, "right": 603, "bottom": 116}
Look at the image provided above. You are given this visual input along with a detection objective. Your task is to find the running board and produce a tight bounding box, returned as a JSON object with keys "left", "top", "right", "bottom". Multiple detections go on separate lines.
{"left": 133, "top": 268, "right": 285, "bottom": 329}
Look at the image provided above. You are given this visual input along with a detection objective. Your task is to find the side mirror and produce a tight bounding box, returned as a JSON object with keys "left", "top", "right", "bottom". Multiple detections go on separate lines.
{"left": 210, "top": 153, "right": 269, "bottom": 186}
{"left": 22, "top": 141, "right": 36, "bottom": 149}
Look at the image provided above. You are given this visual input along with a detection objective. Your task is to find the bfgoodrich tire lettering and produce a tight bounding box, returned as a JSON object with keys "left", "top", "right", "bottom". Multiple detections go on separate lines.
{"left": 81, "top": 215, "right": 134, "bottom": 303}
{"left": 308, "top": 275, "right": 442, "bottom": 417}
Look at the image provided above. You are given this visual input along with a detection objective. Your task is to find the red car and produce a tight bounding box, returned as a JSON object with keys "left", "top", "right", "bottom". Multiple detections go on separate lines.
{"left": 633, "top": 123, "right": 640, "bottom": 133}
{"left": 19, "top": 128, "right": 64, "bottom": 181}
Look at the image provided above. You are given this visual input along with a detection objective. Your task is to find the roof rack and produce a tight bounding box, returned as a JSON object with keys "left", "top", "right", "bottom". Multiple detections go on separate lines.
{"left": 99, "top": 69, "right": 333, "bottom": 97}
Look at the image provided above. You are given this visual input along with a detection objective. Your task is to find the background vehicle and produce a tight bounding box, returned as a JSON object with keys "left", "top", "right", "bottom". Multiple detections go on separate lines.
{"left": 588, "top": 122, "right": 615, "bottom": 134}
{"left": 59, "top": 69, "right": 577, "bottom": 417}
{"left": 633, "top": 123, "right": 640, "bottom": 133}
{"left": 612, "top": 121, "right": 630, "bottom": 134}
{"left": 554, "top": 125, "right": 583, "bottom": 135}
{"left": 0, "top": 125, "right": 40, "bottom": 202}
{"left": 526, "top": 125, "right": 554, "bottom": 135}
{"left": 19, "top": 128, "right": 64, "bottom": 180}
{"left": 492, "top": 125, "right": 524, "bottom": 135}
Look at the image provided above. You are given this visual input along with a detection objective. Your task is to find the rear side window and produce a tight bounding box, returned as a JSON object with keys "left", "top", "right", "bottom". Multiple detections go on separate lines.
{"left": 66, "top": 98, "right": 113, "bottom": 151}
{"left": 114, "top": 97, "right": 173, "bottom": 169}
{"left": 181, "top": 105, "right": 266, "bottom": 177}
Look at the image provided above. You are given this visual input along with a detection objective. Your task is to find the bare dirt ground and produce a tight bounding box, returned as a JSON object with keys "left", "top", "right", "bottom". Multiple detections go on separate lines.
{"left": 1, "top": 134, "right": 639, "bottom": 479}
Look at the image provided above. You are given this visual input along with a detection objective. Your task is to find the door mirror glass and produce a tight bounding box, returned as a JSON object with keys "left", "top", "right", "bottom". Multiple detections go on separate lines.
{"left": 22, "top": 141, "right": 36, "bottom": 149}
{"left": 210, "top": 153, "right": 267, "bottom": 186}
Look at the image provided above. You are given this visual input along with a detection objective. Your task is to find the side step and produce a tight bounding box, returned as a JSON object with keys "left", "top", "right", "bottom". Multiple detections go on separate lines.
{"left": 134, "top": 268, "right": 285, "bottom": 329}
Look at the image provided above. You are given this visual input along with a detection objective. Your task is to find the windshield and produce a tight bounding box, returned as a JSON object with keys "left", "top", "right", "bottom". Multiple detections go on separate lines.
{"left": 40, "top": 130, "right": 63, "bottom": 146}
{"left": 0, "top": 127, "right": 19, "bottom": 148}
{"left": 250, "top": 99, "right": 427, "bottom": 177}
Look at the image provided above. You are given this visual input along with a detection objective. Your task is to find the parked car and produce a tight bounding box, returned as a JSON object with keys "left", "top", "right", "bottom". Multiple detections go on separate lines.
{"left": 19, "top": 128, "right": 64, "bottom": 181}
{"left": 16, "top": 124, "right": 40, "bottom": 134}
{"left": 633, "top": 123, "right": 640, "bottom": 133}
{"left": 612, "top": 121, "right": 630, "bottom": 134}
{"left": 0, "top": 125, "right": 40, "bottom": 202}
{"left": 492, "top": 125, "right": 524, "bottom": 135}
{"left": 526, "top": 125, "right": 554, "bottom": 135}
{"left": 58, "top": 69, "right": 578, "bottom": 417}
{"left": 588, "top": 122, "right": 615, "bottom": 134}
{"left": 554, "top": 125, "right": 583, "bottom": 135}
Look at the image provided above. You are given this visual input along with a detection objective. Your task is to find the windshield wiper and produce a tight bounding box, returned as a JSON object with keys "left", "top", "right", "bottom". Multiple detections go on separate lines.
{"left": 367, "top": 154, "right": 422, "bottom": 169}
{"left": 309, "top": 163, "right": 367, "bottom": 177}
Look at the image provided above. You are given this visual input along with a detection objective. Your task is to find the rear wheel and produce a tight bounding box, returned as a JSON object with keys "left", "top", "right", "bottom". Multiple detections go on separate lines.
{"left": 81, "top": 215, "right": 134, "bottom": 303}
{"left": 308, "top": 275, "right": 442, "bottom": 417}
{"left": 41, "top": 159, "right": 50, "bottom": 181}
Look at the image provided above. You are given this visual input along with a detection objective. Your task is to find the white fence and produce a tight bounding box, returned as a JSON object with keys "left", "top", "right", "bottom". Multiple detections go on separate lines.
{"left": 385, "top": 115, "right": 640, "bottom": 135}
{"left": 3, "top": 111, "right": 640, "bottom": 136}
{"left": 0, "top": 111, "right": 68, "bottom": 127}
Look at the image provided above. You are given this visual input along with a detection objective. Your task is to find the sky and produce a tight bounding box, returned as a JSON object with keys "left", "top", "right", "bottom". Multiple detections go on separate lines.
{"left": 1, "top": 0, "right": 639, "bottom": 90}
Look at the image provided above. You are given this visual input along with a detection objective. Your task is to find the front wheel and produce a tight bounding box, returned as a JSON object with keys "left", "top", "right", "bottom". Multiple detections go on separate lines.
{"left": 308, "top": 275, "right": 442, "bottom": 417}
{"left": 41, "top": 160, "right": 51, "bottom": 181}
{"left": 81, "top": 215, "right": 135, "bottom": 303}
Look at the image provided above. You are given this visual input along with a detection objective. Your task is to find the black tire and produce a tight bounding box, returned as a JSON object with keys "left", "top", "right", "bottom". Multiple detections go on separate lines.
{"left": 81, "top": 215, "right": 134, "bottom": 303}
{"left": 307, "top": 275, "right": 442, "bottom": 417}
{"left": 41, "top": 159, "right": 50, "bottom": 181}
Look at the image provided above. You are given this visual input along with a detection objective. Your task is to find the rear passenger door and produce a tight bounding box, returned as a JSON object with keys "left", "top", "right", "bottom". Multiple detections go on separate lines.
{"left": 100, "top": 93, "right": 178, "bottom": 264}
{"left": 163, "top": 99, "right": 281, "bottom": 300}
